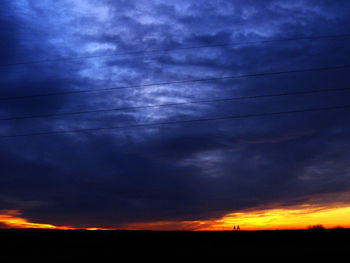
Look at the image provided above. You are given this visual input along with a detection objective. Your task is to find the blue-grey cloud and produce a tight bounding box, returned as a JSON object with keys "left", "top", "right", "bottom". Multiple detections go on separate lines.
{"left": 0, "top": 0, "right": 350, "bottom": 228}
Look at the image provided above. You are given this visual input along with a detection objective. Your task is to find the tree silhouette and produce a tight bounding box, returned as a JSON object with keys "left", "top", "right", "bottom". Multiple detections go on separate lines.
{"left": 308, "top": 224, "right": 325, "bottom": 230}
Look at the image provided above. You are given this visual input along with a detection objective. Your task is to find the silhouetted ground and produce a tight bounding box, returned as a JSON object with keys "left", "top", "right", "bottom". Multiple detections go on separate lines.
{"left": 1, "top": 229, "right": 349, "bottom": 259}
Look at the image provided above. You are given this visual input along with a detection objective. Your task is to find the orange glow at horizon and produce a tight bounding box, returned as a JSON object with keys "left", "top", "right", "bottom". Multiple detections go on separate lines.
{"left": 0, "top": 210, "right": 76, "bottom": 230}
{"left": 197, "top": 205, "right": 350, "bottom": 231}
{"left": 1, "top": 204, "right": 350, "bottom": 231}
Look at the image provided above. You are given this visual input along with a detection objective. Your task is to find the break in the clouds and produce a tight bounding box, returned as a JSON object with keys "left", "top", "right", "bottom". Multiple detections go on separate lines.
{"left": 0, "top": 0, "right": 350, "bottom": 229}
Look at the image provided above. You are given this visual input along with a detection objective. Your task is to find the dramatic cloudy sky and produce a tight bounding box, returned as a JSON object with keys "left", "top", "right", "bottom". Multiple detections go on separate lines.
{"left": 0, "top": 0, "right": 350, "bottom": 229}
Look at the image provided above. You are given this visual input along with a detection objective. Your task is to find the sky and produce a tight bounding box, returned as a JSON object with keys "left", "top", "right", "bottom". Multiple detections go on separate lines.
{"left": 0, "top": 0, "right": 350, "bottom": 230}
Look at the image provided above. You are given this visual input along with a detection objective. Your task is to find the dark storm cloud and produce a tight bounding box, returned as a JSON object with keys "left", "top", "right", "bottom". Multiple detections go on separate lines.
{"left": 1, "top": 0, "right": 350, "bottom": 228}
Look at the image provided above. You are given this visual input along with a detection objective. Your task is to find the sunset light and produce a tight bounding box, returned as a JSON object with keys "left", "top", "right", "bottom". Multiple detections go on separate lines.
{"left": 0, "top": 210, "right": 74, "bottom": 230}
{"left": 198, "top": 205, "right": 350, "bottom": 231}
{"left": 2, "top": 203, "right": 349, "bottom": 231}
{"left": 1, "top": 0, "right": 350, "bottom": 257}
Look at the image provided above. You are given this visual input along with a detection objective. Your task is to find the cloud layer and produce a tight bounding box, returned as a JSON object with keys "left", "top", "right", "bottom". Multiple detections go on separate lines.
{"left": 1, "top": 0, "right": 350, "bottom": 229}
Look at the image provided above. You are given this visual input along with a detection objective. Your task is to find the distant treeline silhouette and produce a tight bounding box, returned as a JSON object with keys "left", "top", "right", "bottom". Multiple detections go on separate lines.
{"left": 308, "top": 224, "right": 325, "bottom": 230}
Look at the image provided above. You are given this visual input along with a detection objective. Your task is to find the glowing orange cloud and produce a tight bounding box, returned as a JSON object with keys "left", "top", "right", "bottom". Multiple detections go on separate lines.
{"left": 118, "top": 194, "right": 350, "bottom": 231}
{"left": 1, "top": 193, "right": 350, "bottom": 231}
{"left": 196, "top": 205, "right": 350, "bottom": 231}
{"left": 0, "top": 210, "right": 114, "bottom": 230}
{"left": 117, "top": 206, "right": 350, "bottom": 231}
{"left": 0, "top": 210, "right": 75, "bottom": 230}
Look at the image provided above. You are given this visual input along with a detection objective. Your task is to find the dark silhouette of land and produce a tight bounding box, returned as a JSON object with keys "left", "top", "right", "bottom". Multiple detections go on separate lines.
{"left": 1, "top": 228, "right": 349, "bottom": 259}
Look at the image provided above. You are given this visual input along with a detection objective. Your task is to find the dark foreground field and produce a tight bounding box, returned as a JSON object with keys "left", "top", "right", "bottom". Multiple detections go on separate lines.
{"left": 1, "top": 229, "right": 349, "bottom": 259}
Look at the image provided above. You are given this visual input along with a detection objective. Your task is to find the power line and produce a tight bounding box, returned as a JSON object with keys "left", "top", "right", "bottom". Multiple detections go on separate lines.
{"left": 1, "top": 33, "right": 349, "bottom": 68}
{"left": 1, "top": 64, "right": 350, "bottom": 101}
{"left": 1, "top": 87, "right": 349, "bottom": 121}
{"left": 1, "top": 104, "right": 349, "bottom": 139}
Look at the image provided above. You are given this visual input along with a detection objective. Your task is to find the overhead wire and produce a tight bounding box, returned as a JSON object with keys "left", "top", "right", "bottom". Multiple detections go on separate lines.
{"left": 1, "top": 64, "right": 350, "bottom": 101}
{"left": 0, "top": 104, "right": 349, "bottom": 139}
{"left": 1, "top": 87, "right": 349, "bottom": 121}
{"left": 1, "top": 33, "right": 349, "bottom": 139}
